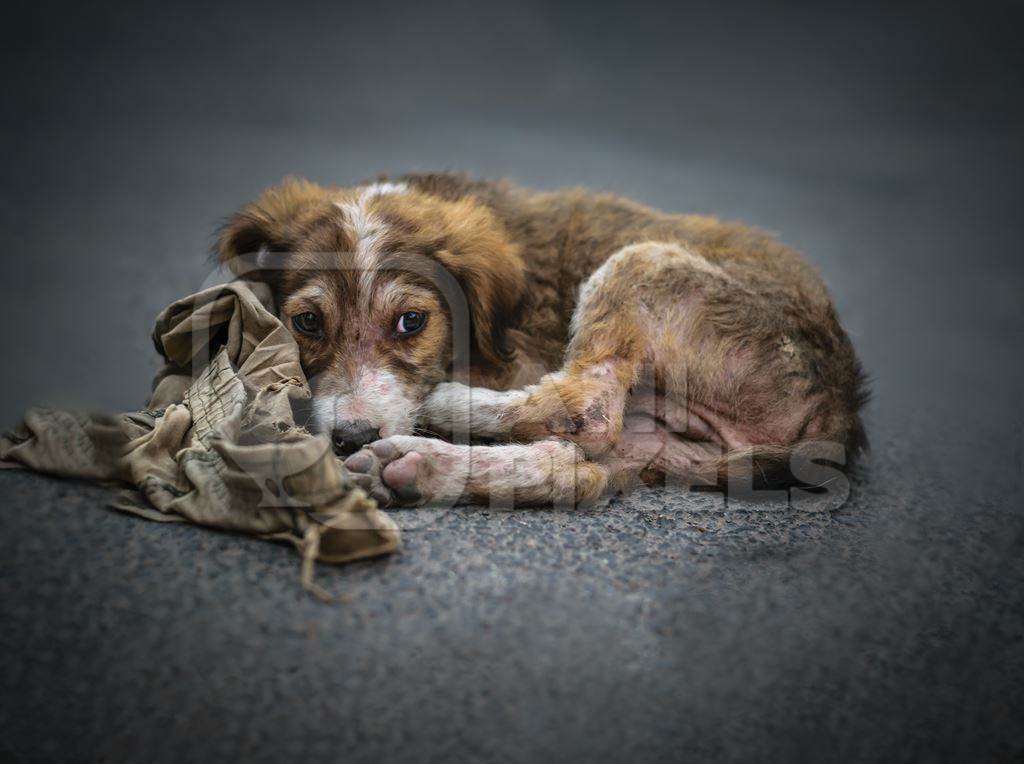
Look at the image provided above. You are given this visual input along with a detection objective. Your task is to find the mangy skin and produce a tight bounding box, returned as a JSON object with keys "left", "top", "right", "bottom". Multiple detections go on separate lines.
{"left": 217, "top": 172, "right": 868, "bottom": 507}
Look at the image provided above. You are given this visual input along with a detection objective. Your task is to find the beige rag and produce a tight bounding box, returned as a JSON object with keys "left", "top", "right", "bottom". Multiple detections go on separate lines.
{"left": 0, "top": 280, "right": 400, "bottom": 599}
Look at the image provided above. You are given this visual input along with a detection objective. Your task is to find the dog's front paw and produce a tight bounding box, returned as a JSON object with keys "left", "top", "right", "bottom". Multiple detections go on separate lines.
{"left": 344, "top": 437, "right": 454, "bottom": 507}
{"left": 340, "top": 444, "right": 387, "bottom": 505}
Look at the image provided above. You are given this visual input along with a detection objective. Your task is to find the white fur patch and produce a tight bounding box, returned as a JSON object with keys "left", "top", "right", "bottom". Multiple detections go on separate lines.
{"left": 334, "top": 193, "right": 382, "bottom": 272}
{"left": 363, "top": 181, "right": 408, "bottom": 196}
{"left": 333, "top": 182, "right": 408, "bottom": 307}
{"left": 421, "top": 382, "right": 531, "bottom": 439}
{"left": 311, "top": 367, "right": 416, "bottom": 439}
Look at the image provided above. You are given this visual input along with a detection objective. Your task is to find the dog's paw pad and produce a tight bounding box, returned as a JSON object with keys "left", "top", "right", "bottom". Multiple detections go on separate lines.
{"left": 344, "top": 450, "right": 376, "bottom": 473}
{"left": 343, "top": 449, "right": 394, "bottom": 506}
{"left": 381, "top": 451, "right": 425, "bottom": 502}
{"left": 345, "top": 439, "right": 432, "bottom": 507}
{"left": 370, "top": 440, "right": 398, "bottom": 460}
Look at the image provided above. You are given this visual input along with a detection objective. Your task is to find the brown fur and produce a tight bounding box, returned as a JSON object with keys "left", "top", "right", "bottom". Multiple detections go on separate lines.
{"left": 216, "top": 172, "right": 868, "bottom": 506}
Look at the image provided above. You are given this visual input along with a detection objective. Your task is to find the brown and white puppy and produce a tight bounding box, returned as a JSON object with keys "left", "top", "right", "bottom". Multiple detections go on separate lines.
{"left": 217, "top": 173, "right": 867, "bottom": 507}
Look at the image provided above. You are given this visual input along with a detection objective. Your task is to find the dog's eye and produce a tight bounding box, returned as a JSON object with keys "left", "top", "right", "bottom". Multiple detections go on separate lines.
{"left": 395, "top": 311, "right": 427, "bottom": 336}
{"left": 292, "top": 312, "right": 322, "bottom": 337}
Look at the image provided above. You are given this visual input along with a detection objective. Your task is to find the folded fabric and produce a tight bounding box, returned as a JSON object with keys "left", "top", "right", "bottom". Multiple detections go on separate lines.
{"left": 0, "top": 280, "right": 400, "bottom": 599}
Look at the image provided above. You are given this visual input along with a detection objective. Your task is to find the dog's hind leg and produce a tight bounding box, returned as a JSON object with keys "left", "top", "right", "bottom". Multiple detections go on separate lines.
{"left": 416, "top": 238, "right": 863, "bottom": 495}
{"left": 422, "top": 241, "right": 720, "bottom": 458}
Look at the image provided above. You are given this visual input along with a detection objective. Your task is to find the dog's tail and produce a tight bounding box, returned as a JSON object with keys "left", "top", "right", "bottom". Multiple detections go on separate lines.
{"left": 690, "top": 368, "right": 871, "bottom": 496}
{"left": 691, "top": 429, "right": 868, "bottom": 498}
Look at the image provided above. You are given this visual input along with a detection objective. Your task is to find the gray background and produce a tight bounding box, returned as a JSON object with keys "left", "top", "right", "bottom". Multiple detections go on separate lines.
{"left": 1, "top": 1, "right": 1022, "bottom": 761}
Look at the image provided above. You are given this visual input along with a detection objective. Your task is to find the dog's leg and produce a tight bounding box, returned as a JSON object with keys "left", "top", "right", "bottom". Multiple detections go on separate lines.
{"left": 344, "top": 415, "right": 727, "bottom": 508}
{"left": 409, "top": 239, "right": 851, "bottom": 498}
{"left": 421, "top": 357, "right": 637, "bottom": 459}
{"left": 418, "top": 383, "right": 533, "bottom": 440}
{"left": 422, "top": 242, "right": 719, "bottom": 457}
{"left": 596, "top": 414, "right": 726, "bottom": 493}
{"left": 343, "top": 436, "right": 612, "bottom": 507}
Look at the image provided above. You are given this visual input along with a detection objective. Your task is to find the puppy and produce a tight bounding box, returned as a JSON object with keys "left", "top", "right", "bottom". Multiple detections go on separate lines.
{"left": 217, "top": 173, "right": 867, "bottom": 507}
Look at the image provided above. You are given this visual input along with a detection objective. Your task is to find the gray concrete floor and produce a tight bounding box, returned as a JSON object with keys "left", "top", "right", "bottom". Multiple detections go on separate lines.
{"left": 1, "top": 1, "right": 1022, "bottom": 761}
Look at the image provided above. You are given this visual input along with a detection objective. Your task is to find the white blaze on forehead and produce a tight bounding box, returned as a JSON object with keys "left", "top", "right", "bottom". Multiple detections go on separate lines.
{"left": 333, "top": 182, "right": 408, "bottom": 304}
{"left": 363, "top": 181, "right": 408, "bottom": 196}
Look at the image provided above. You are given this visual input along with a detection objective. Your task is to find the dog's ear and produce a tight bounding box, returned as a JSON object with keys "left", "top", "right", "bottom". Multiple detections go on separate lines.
{"left": 215, "top": 177, "right": 328, "bottom": 284}
{"left": 430, "top": 201, "right": 527, "bottom": 368}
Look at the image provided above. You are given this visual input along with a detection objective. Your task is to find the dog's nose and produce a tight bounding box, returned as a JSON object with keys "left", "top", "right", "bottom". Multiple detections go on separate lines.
{"left": 331, "top": 420, "right": 380, "bottom": 457}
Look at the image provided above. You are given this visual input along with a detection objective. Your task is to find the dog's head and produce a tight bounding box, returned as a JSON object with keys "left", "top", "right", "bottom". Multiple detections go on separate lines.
{"left": 217, "top": 177, "right": 525, "bottom": 455}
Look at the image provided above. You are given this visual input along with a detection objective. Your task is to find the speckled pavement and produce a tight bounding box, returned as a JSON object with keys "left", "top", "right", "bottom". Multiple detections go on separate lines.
{"left": 1, "top": 2, "right": 1022, "bottom": 761}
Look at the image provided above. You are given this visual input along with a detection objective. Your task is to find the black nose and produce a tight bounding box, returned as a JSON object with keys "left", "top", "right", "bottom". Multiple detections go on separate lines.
{"left": 331, "top": 420, "right": 380, "bottom": 457}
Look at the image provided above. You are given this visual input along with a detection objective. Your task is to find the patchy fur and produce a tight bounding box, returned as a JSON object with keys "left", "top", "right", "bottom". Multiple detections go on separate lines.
{"left": 217, "top": 172, "right": 868, "bottom": 506}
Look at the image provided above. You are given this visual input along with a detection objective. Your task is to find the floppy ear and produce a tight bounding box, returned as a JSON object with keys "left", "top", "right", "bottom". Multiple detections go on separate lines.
{"left": 431, "top": 204, "right": 527, "bottom": 367}
{"left": 215, "top": 177, "right": 328, "bottom": 284}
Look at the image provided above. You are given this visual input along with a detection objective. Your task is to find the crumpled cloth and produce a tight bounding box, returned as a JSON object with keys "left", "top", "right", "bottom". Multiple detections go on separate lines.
{"left": 0, "top": 280, "right": 399, "bottom": 599}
